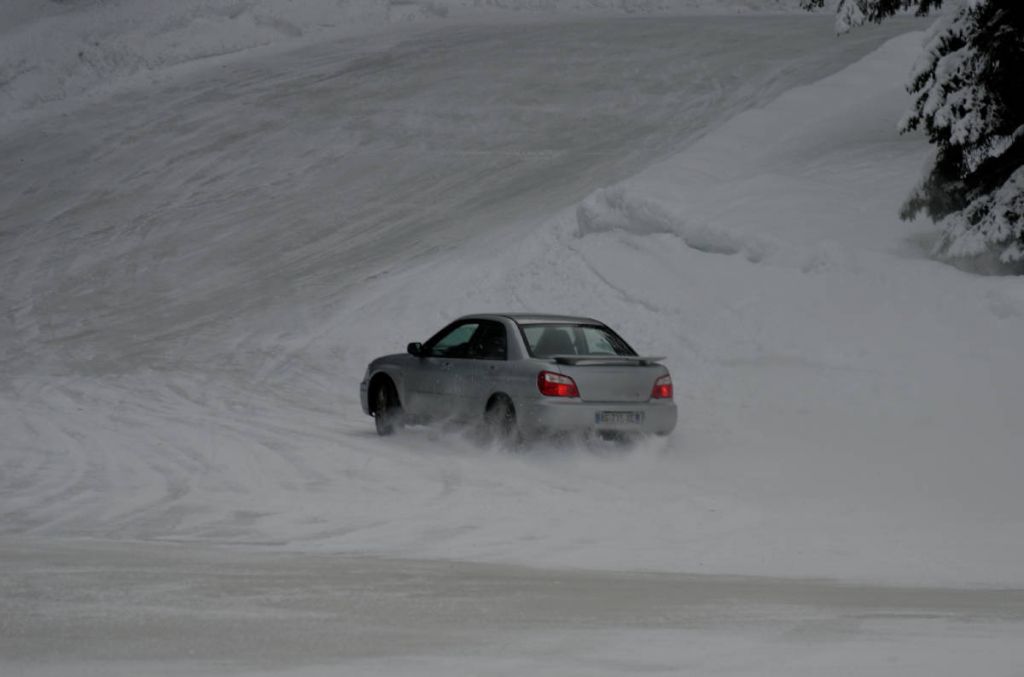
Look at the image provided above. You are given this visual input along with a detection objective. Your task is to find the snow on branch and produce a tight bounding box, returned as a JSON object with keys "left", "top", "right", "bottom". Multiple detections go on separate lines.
{"left": 810, "top": 0, "right": 1024, "bottom": 266}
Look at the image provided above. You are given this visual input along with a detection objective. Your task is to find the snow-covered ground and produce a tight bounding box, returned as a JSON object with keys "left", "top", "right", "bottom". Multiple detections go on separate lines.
{"left": 3, "top": 9, "right": 1022, "bottom": 587}
{"left": 2, "top": 4, "right": 1023, "bottom": 674}
{"left": 332, "top": 29, "right": 1024, "bottom": 587}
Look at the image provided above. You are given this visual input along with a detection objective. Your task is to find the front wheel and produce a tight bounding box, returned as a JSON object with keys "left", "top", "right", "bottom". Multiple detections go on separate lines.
{"left": 374, "top": 379, "right": 402, "bottom": 436}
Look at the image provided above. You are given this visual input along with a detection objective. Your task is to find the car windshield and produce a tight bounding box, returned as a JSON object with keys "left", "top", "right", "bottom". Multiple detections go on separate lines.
{"left": 520, "top": 324, "right": 636, "bottom": 358}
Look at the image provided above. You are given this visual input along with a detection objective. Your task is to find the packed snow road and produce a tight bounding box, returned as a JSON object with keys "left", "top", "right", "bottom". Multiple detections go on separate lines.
{"left": 3, "top": 538, "right": 1023, "bottom": 676}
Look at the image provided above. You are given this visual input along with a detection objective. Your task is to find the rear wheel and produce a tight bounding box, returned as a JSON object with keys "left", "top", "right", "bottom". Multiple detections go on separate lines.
{"left": 374, "top": 379, "right": 402, "bottom": 436}
{"left": 484, "top": 396, "right": 519, "bottom": 447}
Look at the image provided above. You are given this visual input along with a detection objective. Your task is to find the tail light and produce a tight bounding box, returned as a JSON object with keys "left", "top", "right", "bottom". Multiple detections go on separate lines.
{"left": 538, "top": 370, "right": 579, "bottom": 398}
{"left": 651, "top": 374, "right": 673, "bottom": 400}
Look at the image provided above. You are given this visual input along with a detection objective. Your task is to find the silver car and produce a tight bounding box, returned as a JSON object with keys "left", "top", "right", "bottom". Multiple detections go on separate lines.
{"left": 360, "top": 313, "right": 677, "bottom": 440}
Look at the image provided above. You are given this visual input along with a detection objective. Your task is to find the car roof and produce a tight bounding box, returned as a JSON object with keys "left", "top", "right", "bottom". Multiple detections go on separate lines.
{"left": 459, "top": 313, "right": 603, "bottom": 325}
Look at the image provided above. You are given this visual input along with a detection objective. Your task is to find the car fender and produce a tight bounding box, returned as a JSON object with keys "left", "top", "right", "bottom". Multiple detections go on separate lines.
{"left": 365, "top": 354, "right": 418, "bottom": 412}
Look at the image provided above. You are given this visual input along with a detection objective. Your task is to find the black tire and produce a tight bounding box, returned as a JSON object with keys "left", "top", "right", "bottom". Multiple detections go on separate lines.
{"left": 484, "top": 396, "right": 519, "bottom": 447}
{"left": 374, "top": 379, "right": 401, "bottom": 436}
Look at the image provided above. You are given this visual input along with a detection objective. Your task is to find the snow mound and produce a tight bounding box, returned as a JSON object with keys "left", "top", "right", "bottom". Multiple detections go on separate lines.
{"left": 577, "top": 185, "right": 771, "bottom": 262}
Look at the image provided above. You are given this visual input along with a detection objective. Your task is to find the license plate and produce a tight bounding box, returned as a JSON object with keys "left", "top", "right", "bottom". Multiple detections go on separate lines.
{"left": 595, "top": 411, "right": 644, "bottom": 425}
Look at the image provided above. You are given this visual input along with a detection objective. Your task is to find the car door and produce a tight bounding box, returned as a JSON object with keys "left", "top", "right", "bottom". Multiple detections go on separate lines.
{"left": 453, "top": 320, "right": 509, "bottom": 419}
{"left": 406, "top": 320, "right": 481, "bottom": 421}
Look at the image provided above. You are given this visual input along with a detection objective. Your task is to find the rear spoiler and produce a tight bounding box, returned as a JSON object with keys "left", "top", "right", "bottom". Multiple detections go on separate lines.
{"left": 550, "top": 355, "right": 666, "bottom": 366}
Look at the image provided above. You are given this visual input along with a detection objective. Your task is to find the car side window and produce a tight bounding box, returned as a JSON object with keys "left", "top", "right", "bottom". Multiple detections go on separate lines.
{"left": 425, "top": 322, "right": 480, "bottom": 358}
{"left": 467, "top": 321, "right": 507, "bottom": 361}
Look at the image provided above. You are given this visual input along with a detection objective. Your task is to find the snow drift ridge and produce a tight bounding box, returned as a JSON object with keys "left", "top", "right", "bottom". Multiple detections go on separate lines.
{"left": 577, "top": 186, "right": 769, "bottom": 262}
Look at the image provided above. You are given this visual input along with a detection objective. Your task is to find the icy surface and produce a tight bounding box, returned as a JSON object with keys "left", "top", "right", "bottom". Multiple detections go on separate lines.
{"left": 3, "top": 539, "right": 1022, "bottom": 676}
{"left": 3, "top": 13, "right": 1022, "bottom": 593}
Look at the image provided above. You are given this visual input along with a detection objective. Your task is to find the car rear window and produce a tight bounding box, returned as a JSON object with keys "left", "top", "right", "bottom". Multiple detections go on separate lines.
{"left": 520, "top": 324, "right": 636, "bottom": 358}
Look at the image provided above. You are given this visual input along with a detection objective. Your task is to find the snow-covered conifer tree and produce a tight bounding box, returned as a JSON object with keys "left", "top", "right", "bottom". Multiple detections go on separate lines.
{"left": 803, "top": 0, "right": 1023, "bottom": 265}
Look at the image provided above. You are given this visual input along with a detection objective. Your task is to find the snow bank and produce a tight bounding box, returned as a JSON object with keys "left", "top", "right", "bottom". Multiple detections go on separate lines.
{"left": 0, "top": 0, "right": 811, "bottom": 121}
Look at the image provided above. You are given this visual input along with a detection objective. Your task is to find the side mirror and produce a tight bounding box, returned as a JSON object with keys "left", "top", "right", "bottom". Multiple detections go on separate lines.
{"left": 407, "top": 342, "right": 423, "bottom": 357}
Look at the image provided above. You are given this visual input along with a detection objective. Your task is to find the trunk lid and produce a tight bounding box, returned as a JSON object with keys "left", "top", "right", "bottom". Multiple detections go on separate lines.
{"left": 552, "top": 358, "right": 666, "bottom": 403}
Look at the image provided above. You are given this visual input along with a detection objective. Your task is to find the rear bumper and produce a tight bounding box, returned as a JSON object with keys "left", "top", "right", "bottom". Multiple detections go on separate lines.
{"left": 517, "top": 397, "right": 676, "bottom": 436}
